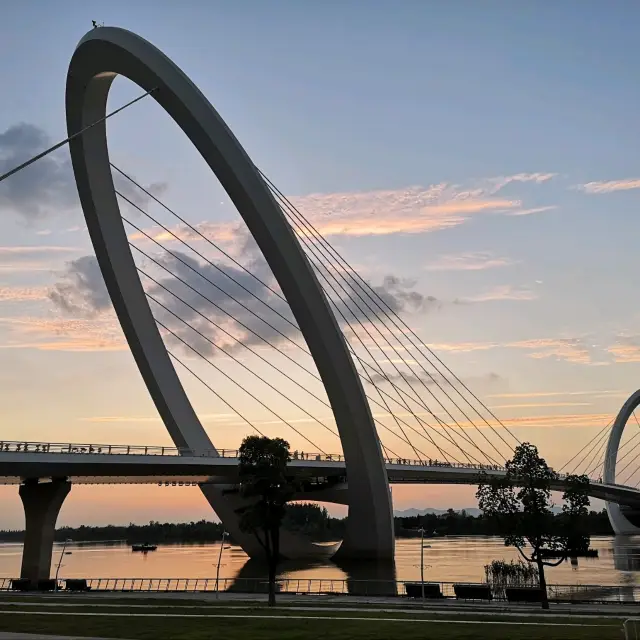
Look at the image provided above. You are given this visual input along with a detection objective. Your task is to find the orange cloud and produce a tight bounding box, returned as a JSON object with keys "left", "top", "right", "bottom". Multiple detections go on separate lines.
{"left": 578, "top": 179, "right": 640, "bottom": 194}
{"left": 0, "top": 286, "right": 49, "bottom": 302}
{"left": 464, "top": 285, "right": 538, "bottom": 303}
{"left": 424, "top": 251, "right": 516, "bottom": 272}
{"left": 128, "top": 172, "right": 557, "bottom": 245}
{"left": 506, "top": 337, "right": 592, "bottom": 364}
{"left": 608, "top": 336, "right": 640, "bottom": 362}
{"left": 426, "top": 341, "right": 500, "bottom": 352}
{"left": 0, "top": 316, "right": 126, "bottom": 352}
{"left": 488, "top": 389, "right": 625, "bottom": 399}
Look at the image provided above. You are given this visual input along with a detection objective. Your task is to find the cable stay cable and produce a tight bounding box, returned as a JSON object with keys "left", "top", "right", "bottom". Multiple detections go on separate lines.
{"left": 117, "top": 185, "right": 494, "bottom": 463}
{"left": 116, "top": 179, "right": 490, "bottom": 464}
{"left": 560, "top": 420, "right": 612, "bottom": 472}
{"left": 142, "top": 279, "right": 340, "bottom": 440}
{"left": 111, "top": 163, "right": 289, "bottom": 305}
{"left": 567, "top": 423, "right": 612, "bottom": 475}
{"left": 167, "top": 350, "right": 266, "bottom": 438}
{"left": 272, "top": 186, "right": 511, "bottom": 458}
{"left": 280, "top": 196, "right": 513, "bottom": 462}
{"left": 612, "top": 429, "right": 640, "bottom": 469}
{"left": 114, "top": 166, "right": 494, "bottom": 464}
{"left": 154, "top": 317, "right": 327, "bottom": 453}
{"left": 618, "top": 453, "right": 640, "bottom": 487}
{"left": 614, "top": 439, "right": 640, "bottom": 485}
{"left": 127, "top": 236, "right": 447, "bottom": 460}
{"left": 134, "top": 256, "right": 335, "bottom": 412}
{"left": 117, "top": 190, "right": 303, "bottom": 341}
{"left": 120, "top": 207, "right": 310, "bottom": 357}
{"left": 613, "top": 428, "right": 640, "bottom": 459}
{"left": 307, "top": 253, "right": 496, "bottom": 466}
{"left": 310, "top": 257, "right": 480, "bottom": 465}
{"left": 261, "top": 169, "right": 520, "bottom": 449}
{"left": 0, "top": 90, "right": 156, "bottom": 185}
{"left": 127, "top": 241, "right": 319, "bottom": 381}
{"left": 582, "top": 434, "right": 609, "bottom": 479}
{"left": 123, "top": 211, "right": 462, "bottom": 463}
{"left": 279, "top": 198, "right": 502, "bottom": 466}
{"left": 308, "top": 257, "right": 476, "bottom": 465}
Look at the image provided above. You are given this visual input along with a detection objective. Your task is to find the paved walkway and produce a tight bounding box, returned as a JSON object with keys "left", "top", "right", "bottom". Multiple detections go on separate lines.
{"left": 0, "top": 610, "right": 618, "bottom": 628}
{"left": 5, "top": 590, "right": 637, "bottom": 617}
{"left": 0, "top": 634, "right": 131, "bottom": 640}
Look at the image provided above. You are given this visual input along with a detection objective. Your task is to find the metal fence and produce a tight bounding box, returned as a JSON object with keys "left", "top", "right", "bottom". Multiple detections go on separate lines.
{"left": 1, "top": 577, "right": 638, "bottom": 603}
{"left": 0, "top": 439, "right": 512, "bottom": 472}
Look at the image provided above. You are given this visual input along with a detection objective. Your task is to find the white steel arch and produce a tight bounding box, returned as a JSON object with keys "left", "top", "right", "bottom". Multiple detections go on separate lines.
{"left": 65, "top": 27, "right": 394, "bottom": 559}
{"left": 604, "top": 389, "right": 640, "bottom": 534}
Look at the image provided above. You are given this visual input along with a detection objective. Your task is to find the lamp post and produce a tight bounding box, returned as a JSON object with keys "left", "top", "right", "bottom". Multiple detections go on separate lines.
{"left": 54, "top": 538, "right": 72, "bottom": 590}
{"left": 215, "top": 531, "right": 228, "bottom": 598}
{"left": 419, "top": 528, "right": 425, "bottom": 599}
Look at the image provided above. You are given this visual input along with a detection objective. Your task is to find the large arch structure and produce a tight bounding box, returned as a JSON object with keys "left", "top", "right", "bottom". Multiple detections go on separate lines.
{"left": 604, "top": 389, "right": 640, "bottom": 534}
{"left": 65, "top": 27, "right": 394, "bottom": 560}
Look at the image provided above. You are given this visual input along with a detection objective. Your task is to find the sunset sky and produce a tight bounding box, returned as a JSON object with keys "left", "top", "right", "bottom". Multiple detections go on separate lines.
{"left": 1, "top": 1, "right": 640, "bottom": 528}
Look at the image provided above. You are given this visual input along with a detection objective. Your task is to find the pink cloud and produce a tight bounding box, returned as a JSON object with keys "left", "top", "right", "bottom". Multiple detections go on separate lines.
{"left": 424, "top": 251, "right": 515, "bottom": 272}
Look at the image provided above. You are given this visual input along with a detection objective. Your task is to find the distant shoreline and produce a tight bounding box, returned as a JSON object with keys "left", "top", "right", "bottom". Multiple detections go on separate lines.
{"left": 0, "top": 505, "right": 614, "bottom": 544}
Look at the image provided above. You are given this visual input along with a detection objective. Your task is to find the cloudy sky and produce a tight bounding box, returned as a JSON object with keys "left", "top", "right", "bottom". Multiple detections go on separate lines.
{"left": 1, "top": 1, "right": 640, "bottom": 527}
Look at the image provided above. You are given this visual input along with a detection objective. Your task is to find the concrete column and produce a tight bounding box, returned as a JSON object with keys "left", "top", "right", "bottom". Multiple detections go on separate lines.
{"left": 19, "top": 479, "right": 71, "bottom": 583}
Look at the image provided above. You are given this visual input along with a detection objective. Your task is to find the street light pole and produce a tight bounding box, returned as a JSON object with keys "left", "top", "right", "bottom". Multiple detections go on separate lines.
{"left": 54, "top": 538, "right": 72, "bottom": 591}
{"left": 419, "top": 528, "right": 425, "bottom": 599}
{"left": 215, "top": 531, "right": 228, "bottom": 598}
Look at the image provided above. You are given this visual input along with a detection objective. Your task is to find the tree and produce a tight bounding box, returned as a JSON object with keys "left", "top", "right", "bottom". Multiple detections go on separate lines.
{"left": 476, "top": 442, "right": 590, "bottom": 609}
{"left": 237, "top": 435, "right": 294, "bottom": 606}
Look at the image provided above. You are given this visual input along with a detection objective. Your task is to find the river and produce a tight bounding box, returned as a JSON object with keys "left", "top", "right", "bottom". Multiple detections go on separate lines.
{"left": 2, "top": 536, "right": 640, "bottom": 587}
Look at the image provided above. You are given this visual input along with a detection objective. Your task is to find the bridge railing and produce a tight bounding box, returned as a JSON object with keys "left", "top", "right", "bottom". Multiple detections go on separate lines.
{"left": 0, "top": 439, "right": 510, "bottom": 472}
{"left": 0, "top": 576, "right": 637, "bottom": 602}
{"left": 0, "top": 439, "right": 612, "bottom": 484}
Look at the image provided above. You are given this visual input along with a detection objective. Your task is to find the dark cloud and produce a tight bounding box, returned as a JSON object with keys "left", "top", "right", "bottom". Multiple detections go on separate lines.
{"left": 0, "top": 123, "right": 167, "bottom": 220}
{"left": 371, "top": 275, "right": 440, "bottom": 314}
{"left": 48, "top": 256, "right": 112, "bottom": 316}
{"left": 368, "top": 371, "right": 505, "bottom": 389}
{"left": 0, "top": 124, "right": 77, "bottom": 219}
{"left": 48, "top": 249, "right": 439, "bottom": 360}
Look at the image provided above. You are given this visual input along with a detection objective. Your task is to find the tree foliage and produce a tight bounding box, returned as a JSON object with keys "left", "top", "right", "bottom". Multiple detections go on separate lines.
{"left": 476, "top": 442, "right": 590, "bottom": 609}
{"left": 237, "top": 435, "right": 294, "bottom": 606}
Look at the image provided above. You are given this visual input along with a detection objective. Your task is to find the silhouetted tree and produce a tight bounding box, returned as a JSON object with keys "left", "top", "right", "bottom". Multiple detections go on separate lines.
{"left": 477, "top": 442, "right": 590, "bottom": 609}
{"left": 237, "top": 435, "right": 294, "bottom": 606}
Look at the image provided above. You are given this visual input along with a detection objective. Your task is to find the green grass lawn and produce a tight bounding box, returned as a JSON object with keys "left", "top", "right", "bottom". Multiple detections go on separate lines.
{"left": 0, "top": 602, "right": 627, "bottom": 640}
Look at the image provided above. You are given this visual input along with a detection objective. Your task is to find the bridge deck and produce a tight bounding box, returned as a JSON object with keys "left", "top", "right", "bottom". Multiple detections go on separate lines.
{"left": 0, "top": 440, "right": 638, "bottom": 506}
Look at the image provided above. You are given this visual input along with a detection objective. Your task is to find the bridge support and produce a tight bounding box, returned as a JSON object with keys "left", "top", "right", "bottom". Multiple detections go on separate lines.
{"left": 19, "top": 479, "right": 71, "bottom": 583}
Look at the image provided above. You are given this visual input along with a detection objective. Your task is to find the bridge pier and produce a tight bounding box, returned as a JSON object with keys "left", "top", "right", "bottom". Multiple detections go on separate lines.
{"left": 19, "top": 479, "right": 71, "bottom": 583}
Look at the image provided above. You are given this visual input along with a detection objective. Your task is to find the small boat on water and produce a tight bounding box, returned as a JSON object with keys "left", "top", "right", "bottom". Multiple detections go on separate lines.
{"left": 131, "top": 543, "right": 157, "bottom": 552}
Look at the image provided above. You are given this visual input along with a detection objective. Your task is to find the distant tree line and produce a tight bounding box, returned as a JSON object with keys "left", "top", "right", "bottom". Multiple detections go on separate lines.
{"left": 0, "top": 503, "right": 613, "bottom": 544}
{"left": 395, "top": 507, "right": 613, "bottom": 538}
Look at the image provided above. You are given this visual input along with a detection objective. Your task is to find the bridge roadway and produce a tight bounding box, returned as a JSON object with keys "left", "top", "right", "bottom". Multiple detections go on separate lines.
{"left": 1, "top": 441, "right": 639, "bottom": 507}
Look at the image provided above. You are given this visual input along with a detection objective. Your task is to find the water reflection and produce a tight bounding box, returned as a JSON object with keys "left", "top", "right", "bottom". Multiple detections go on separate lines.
{"left": 613, "top": 535, "right": 640, "bottom": 572}
{"left": 334, "top": 558, "right": 397, "bottom": 595}
{"left": 0, "top": 536, "right": 638, "bottom": 587}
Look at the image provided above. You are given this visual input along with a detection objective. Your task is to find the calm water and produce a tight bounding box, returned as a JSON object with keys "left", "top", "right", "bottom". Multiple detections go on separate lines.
{"left": 2, "top": 536, "right": 640, "bottom": 586}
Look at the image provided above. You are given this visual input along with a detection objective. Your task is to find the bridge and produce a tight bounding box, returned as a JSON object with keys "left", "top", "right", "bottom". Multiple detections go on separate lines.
{"left": 3, "top": 25, "right": 640, "bottom": 588}
{"left": 2, "top": 440, "right": 640, "bottom": 507}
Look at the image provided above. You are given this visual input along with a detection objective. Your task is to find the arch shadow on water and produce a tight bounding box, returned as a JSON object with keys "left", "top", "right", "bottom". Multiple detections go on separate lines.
{"left": 613, "top": 535, "right": 640, "bottom": 572}
{"left": 332, "top": 556, "right": 398, "bottom": 596}
{"left": 227, "top": 555, "right": 397, "bottom": 596}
